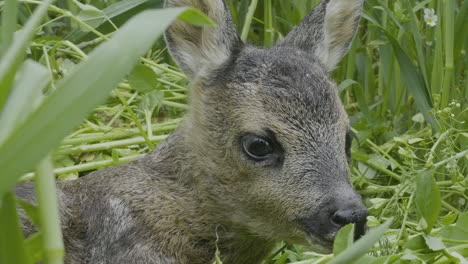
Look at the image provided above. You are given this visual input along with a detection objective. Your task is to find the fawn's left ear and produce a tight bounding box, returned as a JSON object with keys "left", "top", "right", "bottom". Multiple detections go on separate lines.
{"left": 164, "top": 0, "right": 242, "bottom": 79}
{"left": 279, "top": 0, "right": 364, "bottom": 71}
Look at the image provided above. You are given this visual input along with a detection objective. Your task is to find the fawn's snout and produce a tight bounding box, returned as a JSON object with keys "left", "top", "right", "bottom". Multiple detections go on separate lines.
{"left": 300, "top": 193, "right": 368, "bottom": 251}
{"left": 331, "top": 207, "right": 368, "bottom": 240}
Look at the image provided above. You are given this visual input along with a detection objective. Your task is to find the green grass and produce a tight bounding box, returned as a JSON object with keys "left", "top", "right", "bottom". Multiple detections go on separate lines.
{"left": 0, "top": 0, "right": 467, "bottom": 263}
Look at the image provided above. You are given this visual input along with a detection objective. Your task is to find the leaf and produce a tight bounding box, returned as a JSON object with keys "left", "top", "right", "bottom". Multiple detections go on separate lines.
{"left": 24, "top": 232, "right": 44, "bottom": 264}
{"left": 71, "top": 0, "right": 101, "bottom": 11}
{"left": 272, "top": 251, "right": 290, "bottom": 264}
{"left": 328, "top": 219, "right": 392, "bottom": 264}
{"left": 415, "top": 169, "right": 441, "bottom": 233}
{"left": 17, "top": 199, "right": 41, "bottom": 228}
{"left": 377, "top": 26, "right": 437, "bottom": 131}
{"left": 0, "top": 60, "right": 49, "bottom": 145}
{"left": 333, "top": 224, "right": 354, "bottom": 255}
{"left": 77, "top": 10, "right": 107, "bottom": 31}
{"left": 358, "top": 162, "right": 377, "bottom": 179}
{"left": 177, "top": 8, "right": 216, "bottom": 26}
{"left": 404, "top": 234, "right": 427, "bottom": 251}
{"left": 66, "top": 0, "right": 154, "bottom": 41}
{"left": 440, "top": 213, "right": 468, "bottom": 244}
{"left": 140, "top": 90, "right": 164, "bottom": 113}
{"left": 0, "top": 7, "right": 198, "bottom": 196}
{"left": 423, "top": 235, "right": 445, "bottom": 251}
{"left": 337, "top": 79, "right": 358, "bottom": 93}
{"left": 0, "top": 192, "right": 31, "bottom": 264}
{"left": 367, "top": 155, "right": 391, "bottom": 170}
{"left": 0, "top": 0, "right": 54, "bottom": 109}
{"left": 128, "top": 64, "right": 159, "bottom": 93}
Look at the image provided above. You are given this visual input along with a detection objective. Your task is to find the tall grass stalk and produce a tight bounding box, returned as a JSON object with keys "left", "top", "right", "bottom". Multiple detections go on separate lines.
{"left": 240, "top": 0, "right": 259, "bottom": 42}
{"left": 1, "top": 0, "right": 18, "bottom": 57}
{"left": 0, "top": 192, "right": 30, "bottom": 264}
{"left": 35, "top": 155, "right": 64, "bottom": 264}
{"left": 441, "top": 0, "right": 454, "bottom": 108}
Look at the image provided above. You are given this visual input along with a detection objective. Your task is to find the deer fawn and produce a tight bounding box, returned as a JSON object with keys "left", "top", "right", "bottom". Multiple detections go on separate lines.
{"left": 16, "top": 0, "right": 368, "bottom": 263}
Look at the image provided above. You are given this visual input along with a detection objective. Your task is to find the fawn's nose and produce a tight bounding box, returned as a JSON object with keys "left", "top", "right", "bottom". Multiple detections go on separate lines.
{"left": 331, "top": 208, "right": 368, "bottom": 240}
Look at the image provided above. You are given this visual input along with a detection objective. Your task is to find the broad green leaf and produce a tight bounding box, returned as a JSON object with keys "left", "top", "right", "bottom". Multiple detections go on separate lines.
{"left": 423, "top": 235, "right": 445, "bottom": 251}
{"left": 0, "top": 60, "right": 49, "bottom": 145}
{"left": 440, "top": 213, "right": 468, "bottom": 244}
{"left": 333, "top": 224, "right": 354, "bottom": 255}
{"left": 0, "top": 192, "right": 31, "bottom": 264}
{"left": 177, "top": 8, "right": 216, "bottom": 26}
{"left": 272, "top": 251, "right": 290, "bottom": 264}
{"left": 0, "top": 7, "right": 197, "bottom": 196}
{"left": 415, "top": 169, "right": 441, "bottom": 234}
{"left": 140, "top": 90, "right": 164, "bottom": 114}
{"left": 328, "top": 219, "right": 392, "bottom": 264}
{"left": 24, "top": 232, "right": 44, "bottom": 264}
{"left": 77, "top": 10, "right": 107, "bottom": 31}
{"left": 129, "top": 64, "right": 159, "bottom": 93}
{"left": 404, "top": 234, "right": 427, "bottom": 251}
{"left": 17, "top": 198, "right": 41, "bottom": 228}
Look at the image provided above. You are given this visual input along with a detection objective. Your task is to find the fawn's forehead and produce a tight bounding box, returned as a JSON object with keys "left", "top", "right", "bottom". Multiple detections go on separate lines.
{"left": 222, "top": 47, "right": 345, "bottom": 127}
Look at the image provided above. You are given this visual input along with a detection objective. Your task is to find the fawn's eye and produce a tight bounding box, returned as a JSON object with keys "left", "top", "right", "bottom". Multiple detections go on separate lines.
{"left": 241, "top": 134, "right": 274, "bottom": 161}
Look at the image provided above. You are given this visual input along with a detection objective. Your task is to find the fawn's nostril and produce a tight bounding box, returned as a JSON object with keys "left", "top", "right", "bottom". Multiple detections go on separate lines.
{"left": 331, "top": 210, "right": 352, "bottom": 226}
{"left": 331, "top": 209, "right": 369, "bottom": 240}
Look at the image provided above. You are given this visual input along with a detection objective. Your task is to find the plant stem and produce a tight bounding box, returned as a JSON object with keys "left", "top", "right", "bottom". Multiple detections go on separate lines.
{"left": 440, "top": 0, "right": 454, "bottom": 107}
{"left": 115, "top": 90, "right": 155, "bottom": 150}
{"left": 392, "top": 193, "right": 414, "bottom": 252}
{"left": 56, "top": 135, "right": 167, "bottom": 155}
{"left": 34, "top": 155, "right": 64, "bottom": 264}
{"left": 21, "top": 154, "right": 144, "bottom": 182}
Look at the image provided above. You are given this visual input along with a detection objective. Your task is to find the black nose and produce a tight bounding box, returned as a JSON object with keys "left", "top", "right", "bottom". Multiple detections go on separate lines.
{"left": 331, "top": 208, "right": 368, "bottom": 240}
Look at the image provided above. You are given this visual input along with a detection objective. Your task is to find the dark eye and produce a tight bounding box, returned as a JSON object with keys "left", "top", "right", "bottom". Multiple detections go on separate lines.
{"left": 241, "top": 134, "right": 274, "bottom": 161}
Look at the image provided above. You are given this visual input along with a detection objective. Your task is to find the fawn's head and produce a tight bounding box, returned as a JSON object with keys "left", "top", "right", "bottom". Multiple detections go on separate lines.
{"left": 165, "top": 0, "right": 367, "bottom": 252}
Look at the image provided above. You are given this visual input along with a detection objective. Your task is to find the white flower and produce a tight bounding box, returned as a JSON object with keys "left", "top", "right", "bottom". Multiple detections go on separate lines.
{"left": 456, "top": 103, "right": 461, "bottom": 107}
{"left": 424, "top": 8, "right": 438, "bottom": 27}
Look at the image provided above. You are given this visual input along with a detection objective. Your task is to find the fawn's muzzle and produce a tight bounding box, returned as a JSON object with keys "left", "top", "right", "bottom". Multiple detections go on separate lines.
{"left": 331, "top": 207, "right": 368, "bottom": 240}
{"left": 299, "top": 196, "right": 368, "bottom": 251}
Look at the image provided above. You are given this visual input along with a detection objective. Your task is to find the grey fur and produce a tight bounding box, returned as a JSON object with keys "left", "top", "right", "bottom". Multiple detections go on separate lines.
{"left": 16, "top": 0, "right": 367, "bottom": 263}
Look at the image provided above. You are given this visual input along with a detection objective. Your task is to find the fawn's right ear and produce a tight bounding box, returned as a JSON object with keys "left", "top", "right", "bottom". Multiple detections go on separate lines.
{"left": 164, "top": 0, "right": 242, "bottom": 79}
{"left": 279, "top": 0, "right": 364, "bottom": 71}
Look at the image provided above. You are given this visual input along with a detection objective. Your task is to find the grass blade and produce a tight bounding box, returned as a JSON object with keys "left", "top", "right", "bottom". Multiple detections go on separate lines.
{"left": 35, "top": 155, "right": 64, "bottom": 264}
{"left": 328, "top": 219, "right": 393, "bottom": 264}
{"left": 1, "top": 0, "right": 18, "bottom": 56}
{"left": 0, "top": 0, "right": 54, "bottom": 109}
{"left": 0, "top": 192, "right": 31, "bottom": 264}
{"left": 377, "top": 26, "right": 437, "bottom": 131}
{"left": 0, "top": 60, "right": 50, "bottom": 145}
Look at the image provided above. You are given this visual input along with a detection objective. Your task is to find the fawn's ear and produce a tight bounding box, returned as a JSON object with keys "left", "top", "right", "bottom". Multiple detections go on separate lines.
{"left": 164, "top": 0, "right": 241, "bottom": 79}
{"left": 279, "top": 0, "right": 364, "bottom": 71}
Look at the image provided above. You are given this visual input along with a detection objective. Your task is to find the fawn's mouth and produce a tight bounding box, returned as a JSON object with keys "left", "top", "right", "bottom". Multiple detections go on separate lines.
{"left": 303, "top": 231, "right": 336, "bottom": 254}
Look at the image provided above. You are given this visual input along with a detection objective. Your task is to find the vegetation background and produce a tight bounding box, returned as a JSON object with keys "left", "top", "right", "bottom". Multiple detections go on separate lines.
{"left": 0, "top": 0, "right": 466, "bottom": 263}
